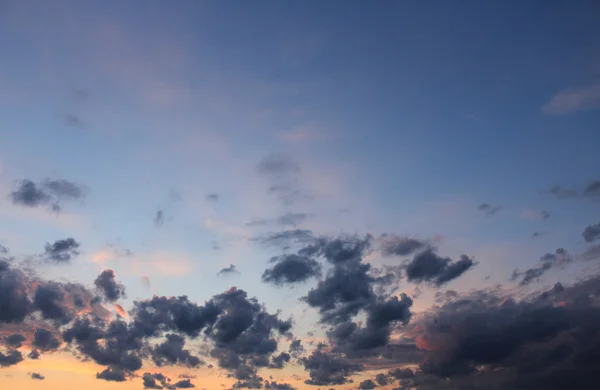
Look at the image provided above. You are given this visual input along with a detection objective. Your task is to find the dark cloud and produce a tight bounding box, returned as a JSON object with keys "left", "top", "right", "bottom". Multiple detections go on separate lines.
{"left": 289, "top": 339, "right": 304, "bottom": 357}
{"left": 63, "top": 317, "right": 145, "bottom": 372}
{"left": 262, "top": 254, "right": 322, "bottom": 286}
{"left": 404, "top": 249, "right": 475, "bottom": 287}
{"left": 217, "top": 264, "right": 239, "bottom": 276}
{"left": 142, "top": 372, "right": 168, "bottom": 389}
{"left": 264, "top": 380, "right": 296, "bottom": 389}
{"left": 276, "top": 212, "right": 311, "bottom": 226}
{"left": 247, "top": 213, "right": 312, "bottom": 228}
{"left": 478, "top": 203, "right": 502, "bottom": 216}
{"left": 206, "top": 193, "right": 220, "bottom": 202}
{"left": 300, "top": 349, "right": 362, "bottom": 385}
{"left": 583, "top": 180, "right": 600, "bottom": 197}
{"left": 0, "top": 244, "right": 8, "bottom": 254}
{"left": 388, "top": 367, "right": 414, "bottom": 379}
{"left": 511, "top": 248, "right": 571, "bottom": 286}
{"left": 380, "top": 235, "right": 428, "bottom": 257}
{"left": 43, "top": 237, "right": 80, "bottom": 263}
{"left": 0, "top": 349, "right": 23, "bottom": 367}
{"left": 0, "top": 262, "right": 33, "bottom": 323}
{"left": 375, "top": 373, "right": 388, "bottom": 385}
{"left": 96, "top": 367, "right": 127, "bottom": 382}
{"left": 32, "top": 328, "right": 61, "bottom": 351}
{"left": 358, "top": 379, "right": 377, "bottom": 389}
{"left": 31, "top": 372, "right": 45, "bottom": 380}
{"left": 408, "top": 275, "right": 600, "bottom": 389}
{"left": 63, "top": 113, "right": 84, "bottom": 128}
{"left": 580, "top": 244, "right": 600, "bottom": 261}
{"left": 94, "top": 269, "right": 126, "bottom": 302}
{"left": 28, "top": 350, "right": 40, "bottom": 359}
{"left": 252, "top": 229, "right": 316, "bottom": 248}
{"left": 151, "top": 333, "right": 202, "bottom": 368}
{"left": 582, "top": 222, "right": 600, "bottom": 243}
{"left": 173, "top": 378, "right": 195, "bottom": 388}
{"left": 4, "top": 333, "right": 26, "bottom": 348}
{"left": 9, "top": 178, "right": 85, "bottom": 212}
{"left": 548, "top": 185, "right": 579, "bottom": 199}
{"left": 257, "top": 154, "right": 300, "bottom": 176}
{"left": 155, "top": 210, "right": 165, "bottom": 227}
{"left": 541, "top": 209, "right": 551, "bottom": 219}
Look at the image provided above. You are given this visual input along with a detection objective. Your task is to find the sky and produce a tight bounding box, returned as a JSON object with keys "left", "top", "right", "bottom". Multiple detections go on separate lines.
{"left": 1, "top": 1, "right": 600, "bottom": 389}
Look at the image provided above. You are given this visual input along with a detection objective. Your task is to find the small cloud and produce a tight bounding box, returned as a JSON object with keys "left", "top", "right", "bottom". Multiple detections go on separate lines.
{"left": 584, "top": 180, "right": 600, "bottom": 198}
{"left": 30, "top": 373, "right": 45, "bottom": 380}
{"left": 63, "top": 114, "right": 85, "bottom": 129}
{"left": 478, "top": 203, "right": 502, "bottom": 216}
{"left": 154, "top": 210, "right": 164, "bottom": 227}
{"left": 205, "top": 193, "right": 219, "bottom": 202}
{"left": 43, "top": 238, "right": 80, "bottom": 264}
{"left": 211, "top": 241, "right": 221, "bottom": 251}
{"left": 582, "top": 222, "right": 600, "bottom": 243}
{"left": 9, "top": 178, "right": 86, "bottom": 212}
{"left": 521, "top": 209, "right": 551, "bottom": 220}
{"left": 217, "top": 264, "right": 239, "bottom": 276}
{"left": 141, "top": 276, "right": 151, "bottom": 288}
{"left": 542, "top": 83, "right": 600, "bottom": 115}
{"left": 257, "top": 154, "right": 300, "bottom": 176}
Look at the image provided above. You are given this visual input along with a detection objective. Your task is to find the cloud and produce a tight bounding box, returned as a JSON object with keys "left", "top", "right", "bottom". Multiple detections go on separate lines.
{"left": 548, "top": 181, "right": 600, "bottom": 200}
{"left": 0, "top": 350, "right": 22, "bottom": 367}
{"left": 9, "top": 178, "right": 86, "bottom": 212}
{"left": 407, "top": 275, "right": 600, "bottom": 389}
{"left": 582, "top": 222, "right": 600, "bottom": 243}
{"left": 300, "top": 348, "right": 362, "bottom": 385}
{"left": 404, "top": 249, "right": 476, "bottom": 287}
{"left": 379, "top": 234, "right": 428, "bottom": 257}
{"left": 252, "top": 229, "right": 316, "bottom": 248}
{"left": 96, "top": 367, "right": 127, "bottom": 382}
{"left": 584, "top": 180, "right": 600, "bottom": 197}
{"left": 94, "top": 269, "right": 126, "bottom": 302}
{"left": 32, "top": 328, "right": 60, "bottom": 351}
{"left": 206, "top": 193, "right": 219, "bottom": 202}
{"left": 262, "top": 254, "right": 322, "bottom": 286}
{"left": 257, "top": 154, "right": 301, "bottom": 176}
{"left": 155, "top": 210, "right": 165, "bottom": 227}
{"left": 151, "top": 333, "right": 203, "bottom": 368}
{"left": 3, "top": 333, "right": 25, "bottom": 348}
{"left": 63, "top": 113, "right": 85, "bottom": 129}
{"left": 542, "top": 83, "right": 600, "bottom": 115}
{"left": 217, "top": 264, "right": 239, "bottom": 276}
{"left": 511, "top": 248, "right": 572, "bottom": 286}
{"left": 247, "top": 212, "right": 312, "bottom": 228}
{"left": 30, "top": 372, "right": 45, "bottom": 380}
{"left": 43, "top": 237, "right": 80, "bottom": 263}
{"left": 478, "top": 203, "right": 502, "bottom": 216}
{"left": 580, "top": 244, "right": 600, "bottom": 261}
{"left": 358, "top": 379, "right": 377, "bottom": 389}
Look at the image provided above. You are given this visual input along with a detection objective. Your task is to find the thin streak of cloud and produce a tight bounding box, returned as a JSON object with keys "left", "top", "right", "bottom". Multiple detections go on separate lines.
{"left": 542, "top": 83, "right": 600, "bottom": 115}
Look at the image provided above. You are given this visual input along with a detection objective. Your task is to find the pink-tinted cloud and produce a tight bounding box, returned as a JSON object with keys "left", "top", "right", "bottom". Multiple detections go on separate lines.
{"left": 542, "top": 83, "right": 600, "bottom": 115}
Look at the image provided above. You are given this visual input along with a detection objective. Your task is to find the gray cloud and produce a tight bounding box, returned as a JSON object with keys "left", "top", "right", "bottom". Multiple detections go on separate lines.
{"left": 511, "top": 248, "right": 572, "bottom": 286}
{"left": 9, "top": 178, "right": 86, "bottom": 212}
{"left": 262, "top": 254, "right": 322, "bottom": 286}
{"left": 31, "top": 372, "right": 45, "bottom": 380}
{"left": 43, "top": 238, "right": 80, "bottom": 263}
{"left": 358, "top": 379, "right": 377, "bottom": 389}
{"left": 0, "top": 350, "right": 23, "bottom": 367}
{"left": 478, "top": 203, "right": 502, "bottom": 216}
{"left": 63, "top": 113, "right": 85, "bottom": 129}
{"left": 380, "top": 235, "right": 428, "bottom": 257}
{"left": 404, "top": 250, "right": 476, "bottom": 287}
{"left": 94, "top": 269, "right": 126, "bottom": 302}
{"left": 582, "top": 222, "right": 600, "bottom": 243}
{"left": 257, "top": 154, "right": 300, "bottom": 176}
{"left": 155, "top": 210, "right": 165, "bottom": 227}
{"left": 252, "top": 229, "right": 316, "bottom": 248}
{"left": 96, "top": 367, "right": 127, "bottom": 382}
{"left": 406, "top": 275, "right": 600, "bottom": 389}
{"left": 32, "top": 328, "right": 61, "bottom": 351}
{"left": 206, "top": 193, "right": 220, "bottom": 202}
{"left": 300, "top": 348, "right": 362, "bottom": 386}
{"left": 217, "top": 264, "right": 239, "bottom": 276}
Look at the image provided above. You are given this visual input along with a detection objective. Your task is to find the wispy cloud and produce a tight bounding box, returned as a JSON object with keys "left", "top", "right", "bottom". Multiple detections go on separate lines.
{"left": 542, "top": 83, "right": 600, "bottom": 115}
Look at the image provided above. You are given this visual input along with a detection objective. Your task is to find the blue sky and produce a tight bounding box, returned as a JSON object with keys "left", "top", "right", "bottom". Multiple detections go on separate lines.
{"left": 1, "top": 1, "right": 600, "bottom": 389}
